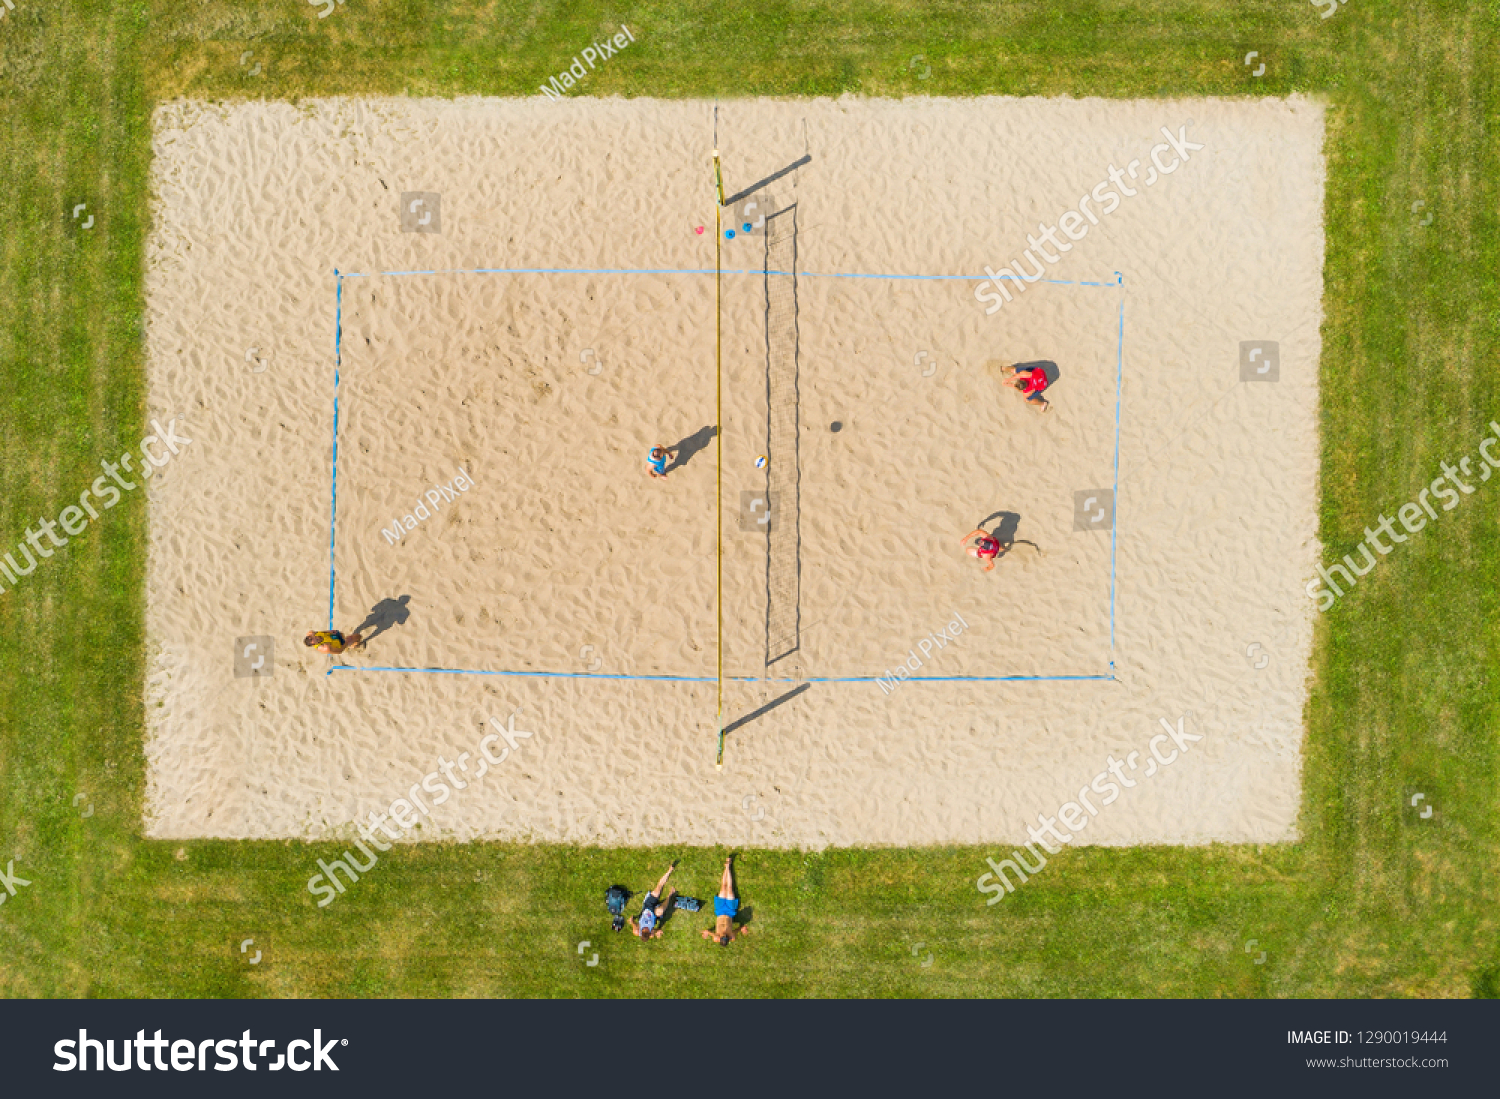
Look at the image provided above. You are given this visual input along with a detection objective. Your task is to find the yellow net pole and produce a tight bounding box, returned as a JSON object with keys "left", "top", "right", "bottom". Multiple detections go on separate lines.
{"left": 714, "top": 144, "right": 726, "bottom": 770}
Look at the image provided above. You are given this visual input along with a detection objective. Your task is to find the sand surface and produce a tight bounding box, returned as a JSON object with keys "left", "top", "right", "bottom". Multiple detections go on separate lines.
{"left": 142, "top": 95, "right": 1324, "bottom": 852}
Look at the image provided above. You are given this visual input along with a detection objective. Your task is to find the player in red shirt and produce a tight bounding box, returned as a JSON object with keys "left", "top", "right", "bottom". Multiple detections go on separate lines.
{"left": 1006, "top": 363, "right": 1051, "bottom": 412}
{"left": 959, "top": 528, "right": 1008, "bottom": 571}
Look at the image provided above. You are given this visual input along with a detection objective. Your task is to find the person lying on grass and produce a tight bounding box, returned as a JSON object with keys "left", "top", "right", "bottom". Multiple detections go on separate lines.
{"left": 630, "top": 861, "right": 678, "bottom": 940}
{"left": 701, "top": 854, "right": 751, "bottom": 947}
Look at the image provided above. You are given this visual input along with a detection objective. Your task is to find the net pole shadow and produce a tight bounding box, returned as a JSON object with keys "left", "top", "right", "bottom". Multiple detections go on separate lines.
{"left": 721, "top": 682, "right": 812, "bottom": 740}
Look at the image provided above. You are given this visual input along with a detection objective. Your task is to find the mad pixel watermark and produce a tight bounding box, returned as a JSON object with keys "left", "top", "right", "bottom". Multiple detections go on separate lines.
{"left": 538, "top": 26, "right": 635, "bottom": 97}
{"left": 381, "top": 467, "right": 475, "bottom": 546}
{"left": 877, "top": 611, "right": 969, "bottom": 695}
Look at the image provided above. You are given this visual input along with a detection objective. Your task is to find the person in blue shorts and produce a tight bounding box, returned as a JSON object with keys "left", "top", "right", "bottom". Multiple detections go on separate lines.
{"left": 647, "top": 444, "right": 678, "bottom": 480}
{"left": 701, "top": 854, "right": 751, "bottom": 946}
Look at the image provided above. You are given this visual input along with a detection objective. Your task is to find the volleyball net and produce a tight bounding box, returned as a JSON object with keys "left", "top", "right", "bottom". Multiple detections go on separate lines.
{"left": 763, "top": 204, "right": 801, "bottom": 668}
{"left": 715, "top": 115, "right": 806, "bottom": 766}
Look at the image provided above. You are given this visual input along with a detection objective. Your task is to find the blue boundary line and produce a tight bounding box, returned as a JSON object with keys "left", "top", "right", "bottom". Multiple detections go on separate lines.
{"left": 324, "top": 264, "right": 1123, "bottom": 685}
{"left": 327, "top": 665, "right": 1115, "bottom": 683}
{"left": 1111, "top": 272, "right": 1123, "bottom": 659}
{"left": 336, "top": 264, "right": 1120, "bottom": 286}
{"left": 328, "top": 269, "right": 343, "bottom": 630}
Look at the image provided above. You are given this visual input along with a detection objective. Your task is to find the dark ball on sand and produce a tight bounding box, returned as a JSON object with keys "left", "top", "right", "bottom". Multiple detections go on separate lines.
{"left": 830, "top": 421, "right": 843, "bottom": 432}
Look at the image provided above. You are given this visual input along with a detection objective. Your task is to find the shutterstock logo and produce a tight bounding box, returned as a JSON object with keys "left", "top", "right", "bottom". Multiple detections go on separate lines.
{"left": 1306, "top": 420, "right": 1500, "bottom": 612}
{"left": 0, "top": 416, "right": 193, "bottom": 599}
{"left": 54, "top": 1029, "right": 344, "bottom": 1072}
{"left": 974, "top": 124, "right": 1204, "bottom": 315}
{"left": 977, "top": 715, "right": 1202, "bottom": 904}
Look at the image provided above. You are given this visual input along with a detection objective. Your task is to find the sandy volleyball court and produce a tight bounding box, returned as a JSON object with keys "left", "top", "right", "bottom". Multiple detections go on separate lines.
{"left": 142, "top": 95, "right": 1323, "bottom": 849}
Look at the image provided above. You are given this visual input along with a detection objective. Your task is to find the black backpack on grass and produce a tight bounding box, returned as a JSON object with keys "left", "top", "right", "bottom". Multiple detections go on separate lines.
{"left": 606, "top": 885, "right": 632, "bottom": 931}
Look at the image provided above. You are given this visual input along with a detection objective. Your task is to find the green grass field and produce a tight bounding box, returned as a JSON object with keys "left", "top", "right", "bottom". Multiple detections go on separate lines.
{"left": 1, "top": 0, "right": 1496, "bottom": 998}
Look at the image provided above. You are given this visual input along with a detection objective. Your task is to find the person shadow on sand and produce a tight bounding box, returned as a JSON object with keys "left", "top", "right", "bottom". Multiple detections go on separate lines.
{"left": 960, "top": 511, "right": 1042, "bottom": 571}
{"left": 663, "top": 425, "right": 718, "bottom": 474}
{"left": 353, "top": 595, "right": 413, "bottom": 647}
